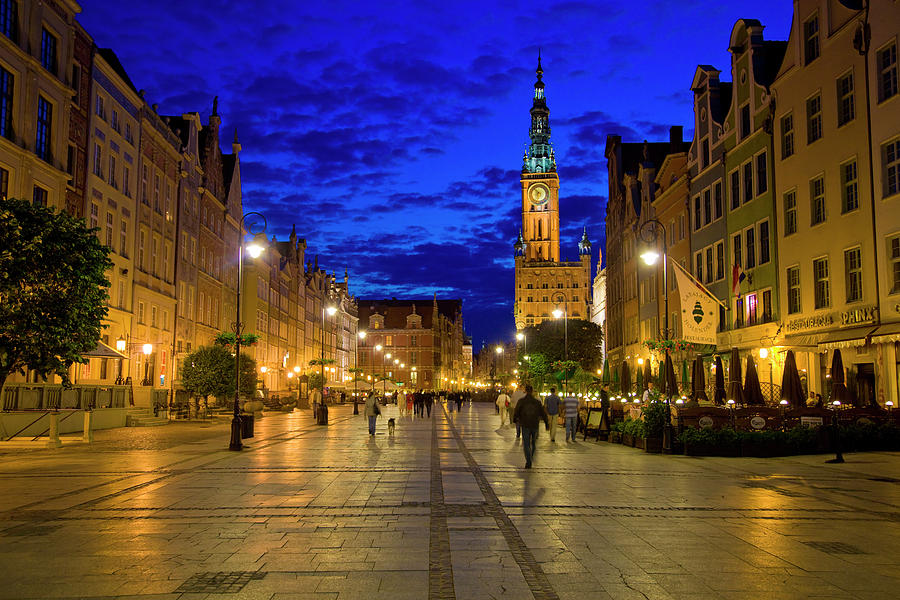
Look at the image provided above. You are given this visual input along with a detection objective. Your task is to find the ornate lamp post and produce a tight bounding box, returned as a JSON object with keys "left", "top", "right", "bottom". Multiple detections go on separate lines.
{"left": 551, "top": 291, "right": 568, "bottom": 393}
{"left": 383, "top": 352, "right": 391, "bottom": 396}
{"left": 317, "top": 304, "right": 337, "bottom": 425}
{"left": 140, "top": 343, "right": 153, "bottom": 386}
{"left": 229, "top": 211, "right": 267, "bottom": 452}
{"left": 640, "top": 218, "right": 673, "bottom": 452}
{"left": 115, "top": 335, "right": 130, "bottom": 385}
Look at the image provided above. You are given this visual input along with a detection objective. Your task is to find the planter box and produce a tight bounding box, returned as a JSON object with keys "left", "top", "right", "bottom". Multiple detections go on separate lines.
{"left": 633, "top": 437, "right": 645, "bottom": 450}
{"left": 610, "top": 431, "right": 623, "bottom": 444}
{"left": 622, "top": 433, "right": 634, "bottom": 447}
{"left": 741, "top": 440, "right": 789, "bottom": 457}
{"left": 684, "top": 441, "right": 740, "bottom": 457}
{"left": 644, "top": 437, "right": 662, "bottom": 453}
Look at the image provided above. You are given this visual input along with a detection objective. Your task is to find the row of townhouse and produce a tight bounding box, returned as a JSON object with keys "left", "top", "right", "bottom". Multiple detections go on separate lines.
{"left": 605, "top": 0, "right": 900, "bottom": 407}
{"left": 0, "top": 0, "right": 358, "bottom": 406}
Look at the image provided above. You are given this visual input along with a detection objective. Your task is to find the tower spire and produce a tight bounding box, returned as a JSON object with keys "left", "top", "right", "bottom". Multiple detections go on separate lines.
{"left": 523, "top": 53, "right": 555, "bottom": 174}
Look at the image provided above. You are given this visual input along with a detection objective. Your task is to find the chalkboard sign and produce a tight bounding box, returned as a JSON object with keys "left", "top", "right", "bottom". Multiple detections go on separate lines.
{"left": 583, "top": 408, "right": 604, "bottom": 441}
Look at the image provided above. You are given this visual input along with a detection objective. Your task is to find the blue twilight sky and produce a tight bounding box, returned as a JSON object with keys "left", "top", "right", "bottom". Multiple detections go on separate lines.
{"left": 80, "top": 0, "right": 793, "bottom": 350}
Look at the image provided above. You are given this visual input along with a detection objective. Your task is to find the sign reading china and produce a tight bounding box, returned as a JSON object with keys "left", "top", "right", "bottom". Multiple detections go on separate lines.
{"left": 672, "top": 264, "right": 718, "bottom": 346}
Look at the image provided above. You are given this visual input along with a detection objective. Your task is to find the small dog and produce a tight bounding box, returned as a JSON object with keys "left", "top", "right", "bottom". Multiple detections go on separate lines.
{"left": 387, "top": 418, "right": 396, "bottom": 435}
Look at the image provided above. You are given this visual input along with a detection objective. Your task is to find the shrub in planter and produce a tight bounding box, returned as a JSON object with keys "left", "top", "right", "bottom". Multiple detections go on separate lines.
{"left": 679, "top": 426, "right": 740, "bottom": 456}
{"left": 740, "top": 430, "right": 789, "bottom": 457}
{"left": 623, "top": 418, "right": 645, "bottom": 446}
{"left": 641, "top": 401, "right": 667, "bottom": 439}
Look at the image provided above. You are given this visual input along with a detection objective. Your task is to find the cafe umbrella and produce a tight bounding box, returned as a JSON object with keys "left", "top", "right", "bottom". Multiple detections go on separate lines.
{"left": 780, "top": 350, "right": 805, "bottom": 406}
{"left": 636, "top": 364, "right": 644, "bottom": 395}
{"left": 691, "top": 354, "right": 709, "bottom": 403}
{"left": 829, "top": 349, "right": 852, "bottom": 407}
{"left": 681, "top": 359, "right": 690, "bottom": 395}
{"left": 744, "top": 355, "right": 765, "bottom": 405}
{"left": 713, "top": 354, "right": 727, "bottom": 406}
{"left": 644, "top": 359, "right": 652, "bottom": 393}
{"left": 663, "top": 353, "right": 679, "bottom": 399}
{"left": 728, "top": 347, "right": 745, "bottom": 405}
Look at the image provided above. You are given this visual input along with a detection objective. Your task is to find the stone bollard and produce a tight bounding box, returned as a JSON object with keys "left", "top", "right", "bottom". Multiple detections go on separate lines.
{"left": 83, "top": 409, "right": 94, "bottom": 443}
{"left": 47, "top": 411, "right": 62, "bottom": 448}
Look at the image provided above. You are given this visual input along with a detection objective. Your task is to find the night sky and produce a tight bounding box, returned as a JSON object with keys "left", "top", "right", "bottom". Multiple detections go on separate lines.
{"left": 81, "top": 1, "right": 793, "bottom": 350}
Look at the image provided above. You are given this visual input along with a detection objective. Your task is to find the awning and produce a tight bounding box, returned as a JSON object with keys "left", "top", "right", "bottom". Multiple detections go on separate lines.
{"left": 783, "top": 333, "right": 822, "bottom": 348}
{"left": 871, "top": 322, "right": 900, "bottom": 345}
{"left": 818, "top": 326, "right": 878, "bottom": 351}
{"left": 81, "top": 340, "right": 128, "bottom": 359}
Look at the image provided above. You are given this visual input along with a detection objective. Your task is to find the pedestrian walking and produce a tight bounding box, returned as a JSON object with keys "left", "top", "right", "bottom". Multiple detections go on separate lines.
{"left": 509, "top": 386, "right": 525, "bottom": 437}
{"left": 513, "top": 384, "right": 549, "bottom": 469}
{"left": 544, "top": 387, "right": 560, "bottom": 442}
{"left": 364, "top": 391, "right": 381, "bottom": 436}
{"left": 563, "top": 392, "right": 579, "bottom": 442}
{"left": 425, "top": 391, "right": 433, "bottom": 417}
{"left": 496, "top": 389, "right": 510, "bottom": 426}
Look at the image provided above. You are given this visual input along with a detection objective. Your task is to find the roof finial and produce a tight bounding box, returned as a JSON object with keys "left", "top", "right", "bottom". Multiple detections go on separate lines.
{"left": 233, "top": 128, "right": 239, "bottom": 144}
{"left": 536, "top": 49, "right": 543, "bottom": 80}
{"left": 212, "top": 95, "right": 218, "bottom": 116}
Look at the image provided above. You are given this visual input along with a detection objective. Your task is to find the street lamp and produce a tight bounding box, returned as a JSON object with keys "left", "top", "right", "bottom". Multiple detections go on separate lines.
{"left": 639, "top": 217, "right": 673, "bottom": 451}
{"left": 140, "top": 343, "right": 153, "bottom": 386}
{"left": 384, "top": 352, "right": 392, "bottom": 396}
{"left": 317, "top": 304, "right": 337, "bottom": 425}
{"left": 551, "top": 291, "right": 569, "bottom": 393}
{"left": 115, "top": 335, "right": 130, "bottom": 385}
{"left": 229, "top": 211, "right": 267, "bottom": 452}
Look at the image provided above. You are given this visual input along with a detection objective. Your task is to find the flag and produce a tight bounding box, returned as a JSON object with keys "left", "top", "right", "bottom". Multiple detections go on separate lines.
{"left": 732, "top": 263, "right": 745, "bottom": 296}
{"left": 672, "top": 262, "right": 719, "bottom": 346}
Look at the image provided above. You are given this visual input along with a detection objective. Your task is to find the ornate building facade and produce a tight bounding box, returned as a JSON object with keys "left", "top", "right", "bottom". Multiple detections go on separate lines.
{"left": 513, "top": 57, "right": 592, "bottom": 330}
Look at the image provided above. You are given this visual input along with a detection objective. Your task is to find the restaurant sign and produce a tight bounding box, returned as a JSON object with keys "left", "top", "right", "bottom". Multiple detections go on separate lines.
{"left": 787, "top": 305, "right": 877, "bottom": 332}
{"left": 839, "top": 306, "right": 877, "bottom": 327}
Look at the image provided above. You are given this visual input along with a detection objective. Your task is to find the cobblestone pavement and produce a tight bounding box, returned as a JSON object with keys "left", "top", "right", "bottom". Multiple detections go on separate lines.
{"left": 1, "top": 402, "right": 900, "bottom": 599}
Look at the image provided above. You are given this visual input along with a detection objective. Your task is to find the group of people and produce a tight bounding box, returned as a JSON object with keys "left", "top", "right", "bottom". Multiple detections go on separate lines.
{"left": 361, "top": 388, "right": 475, "bottom": 435}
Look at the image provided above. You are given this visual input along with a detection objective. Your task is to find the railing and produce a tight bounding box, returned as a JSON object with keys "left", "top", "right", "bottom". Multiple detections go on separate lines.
{"left": 2, "top": 384, "right": 130, "bottom": 411}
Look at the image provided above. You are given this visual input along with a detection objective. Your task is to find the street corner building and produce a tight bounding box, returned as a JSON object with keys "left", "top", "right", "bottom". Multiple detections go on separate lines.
{"left": 513, "top": 55, "right": 593, "bottom": 330}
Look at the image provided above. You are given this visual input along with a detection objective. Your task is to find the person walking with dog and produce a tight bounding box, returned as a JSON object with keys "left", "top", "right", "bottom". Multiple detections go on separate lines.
{"left": 496, "top": 389, "right": 510, "bottom": 426}
{"left": 513, "top": 384, "right": 549, "bottom": 469}
{"left": 364, "top": 391, "right": 381, "bottom": 436}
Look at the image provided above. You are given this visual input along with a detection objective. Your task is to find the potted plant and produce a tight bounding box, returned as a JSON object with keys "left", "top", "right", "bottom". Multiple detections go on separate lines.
{"left": 623, "top": 418, "right": 645, "bottom": 448}
{"left": 641, "top": 400, "right": 667, "bottom": 453}
{"left": 609, "top": 421, "right": 624, "bottom": 444}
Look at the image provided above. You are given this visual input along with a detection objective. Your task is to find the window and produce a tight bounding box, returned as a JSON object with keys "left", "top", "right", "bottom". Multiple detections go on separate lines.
{"left": 811, "top": 176, "right": 826, "bottom": 225}
{"left": 890, "top": 236, "right": 900, "bottom": 294}
{"left": 138, "top": 301, "right": 145, "bottom": 324}
{"left": 693, "top": 196, "right": 701, "bottom": 230}
{"left": 105, "top": 213, "right": 113, "bottom": 247}
{"left": 883, "top": 139, "right": 900, "bottom": 197}
{"left": 804, "top": 14, "right": 819, "bottom": 65}
{"left": 845, "top": 247, "right": 863, "bottom": 303}
{"left": 95, "top": 95, "right": 104, "bottom": 119}
{"left": 756, "top": 152, "right": 767, "bottom": 195}
{"left": 841, "top": 160, "right": 859, "bottom": 212}
{"left": 733, "top": 234, "right": 742, "bottom": 271}
{"left": 705, "top": 247, "right": 713, "bottom": 284}
{"left": 32, "top": 185, "right": 47, "bottom": 207}
{"left": 123, "top": 165, "right": 130, "bottom": 197}
{"left": 703, "top": 189, "right": 711, "bottom": 225}
{"left": 153, "top": 174, "right": 160, "bottom": 211}
{"left": 385, "top": 335, "right": 393, "bottom": 346}
{"left": 92, "top": 144, "right": 102, "bottom": 177}
{"left": 0, "top": 166, "right": 7, "bottom": 199}
{"left": 787, "top": 266, "right": 801, "bottom": 314}
{"left": 807, "top": 93, "right": 822, "bottom": 144}
{"left": 701, "top": 138, "right": 710, "bottom": 169}
{"left": 0, "top": 66, "right": 12, "bottom": 140}
{"left": 695, "top": 251, "right": 703, "bottom": 282}
{"left": 118, "top": 281, "right": 125, "bottom": 309}
{"left": 119, "top": 219, "right": 127, "bottom": 257}
{"left": 714, "top": 181, "right": 723, "bottom": 220}
{"left": 784, "top": 190, "right": 797, "bottom": 236}
{"left": 743, "top": 161, "right": 753, "bottom": 203}
{"left": 813, "top": 257, "right": 830, "bottom": 309}
{"left": 781, "top": 113, "right": 794, "bottom": 158}
{"left": 747, "top": 293, "right": 758, "bottom": 325}
{"left": 837, "top": 72, "right": 855, "bottom": 127}
{"left": 66, "top": 144, "right": 75, "bottom": 176}
{"left": 151, "top": 305, "right": 157, "bottom": 328}
{"left": 745, "top": 228, "right": 756, "bottom": 269}
{"left": 759, "top": 220, "right": 770, "bottom": 265}
{"left": 40, "top": 27, "right": 57, "bottom": 74}
{"left": 151, "top": 236, "right": 158, "bottom": 276}
{"left": 35, "top": 96, "right": 52, "bottom": 162}
{"left": 877, "top": 42, "right": 898, "bottom": 102}
{"left": 735, "top": 297, "right": 744, "bottom": 328}
{"left": 141, "top": 165, "right": 148, "bottom": 204}
{"left": 410, "top": 335, "right": 417, "bottom": 347}
{"left": 125, "top": 122, "right": 133, "bottom": 144}
{"left": 138, "top": 230, "right": 145, "bottom": 270}
{"left": 730, "top": 170, "right": 740, "bottom": 210}
{"left": 740, "top": 103, "right": 751, "bottom": 139}
{"left": 0, "top": 0, "right": 18, "bottom": 42}
{"left": 716, "top": 241, "right": 724, "bottom": 281}
{"left": 111, "top": 109, "right": 119, "bottom": 132}
{"left": 71, "top": 64, "right": 80, "bottom": 99}
{"left": 762, "top": 290, "right": 772, "bottom": 321}
{"left": 90, "top": 202, "right": 98, "bottom": 229}
{"left": 108, "top": 155, "right": 117, "bottom": 188}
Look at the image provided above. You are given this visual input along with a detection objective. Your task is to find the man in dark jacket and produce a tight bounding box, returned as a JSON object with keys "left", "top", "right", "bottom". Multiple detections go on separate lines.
{"left": 513, "top": 384, "right": 549, "bottom": 469}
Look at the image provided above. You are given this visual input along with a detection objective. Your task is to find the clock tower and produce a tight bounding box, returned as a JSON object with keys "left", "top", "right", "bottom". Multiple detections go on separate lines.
{"left": 513, "top": 55, "right": 592, "bottom": 331}
{"left": 521, "top": 54, "right": 559, "bottom": 263}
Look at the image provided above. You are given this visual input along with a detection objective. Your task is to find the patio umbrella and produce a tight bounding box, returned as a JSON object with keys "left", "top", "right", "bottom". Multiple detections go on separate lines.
{"left": 728, "top": 347, "right": 744, "bottom": 405}
{"left": 744, "top": 355, "right": 765, "bottom": 405}
{"left": 613, "top": 365, "right": 620, "bottom": 393}
{"left": 658, "top": 359, "right": 666, "bottom": 390}
{"left": 602, "top": 357, "right": 610, "bottom": 386}
{"left": 829, "top": 349, "right": 853, "bottom": 407}
{"left": 691, "top": 354, "right": 709, "bottom": 403}
{"left": 644, "top": 359, "right": 652, "bottom": 392}
{"left": 621, "top": 360, "right": 632, "bottom": 397}
{"left": 681, "top": 359, "right": 690, "bottom": 395}
{"left": 636, "top": 364, "right": 644, "bottom": 393}
{"left": 780, "top": 350, "right": 805, "bottom": 406}
{"left": 713, "top": 355, "right": 727, "bottom": 406}
{"left": 662, "top": 353, "right": 678, "bottom": 399}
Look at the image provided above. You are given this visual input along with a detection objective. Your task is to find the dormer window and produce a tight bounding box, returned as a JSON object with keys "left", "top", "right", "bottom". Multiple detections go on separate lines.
{"left": 369, "top": 314, "right": 384, "bottom": 330}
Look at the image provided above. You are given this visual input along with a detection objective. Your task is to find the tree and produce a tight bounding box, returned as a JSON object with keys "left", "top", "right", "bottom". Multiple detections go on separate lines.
{"left": 520, "top": 319, "right": 603, "bottom": 370}
{"left": 0, "top": 198, "right": 113, "bottom": 392}
{"left": 181, "top": 346, "right": 257, "bottom": 412}
{"left": 307, "top": 371, "right": 324, "bottom": 391}
{"left": 308, "top": 358, "right": 335, "bottom": 389}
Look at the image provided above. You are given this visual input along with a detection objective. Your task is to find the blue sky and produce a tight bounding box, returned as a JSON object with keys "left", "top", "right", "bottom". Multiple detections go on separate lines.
{"left": 80, "top": 0, "right": 793, "bottom": 350}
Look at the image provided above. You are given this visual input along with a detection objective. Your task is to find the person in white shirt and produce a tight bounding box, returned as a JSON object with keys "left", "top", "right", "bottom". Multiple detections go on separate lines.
{"left": 496, "top": 389, "right": 511, "bottom": 426}
{"left": 642, "top": 381, "right": 655, "bottom": 404}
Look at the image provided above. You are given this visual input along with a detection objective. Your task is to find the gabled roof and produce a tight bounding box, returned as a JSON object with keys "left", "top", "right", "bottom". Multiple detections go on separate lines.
{"left": 223, "top": 154, "right": 237, "bottom": 196}
{"left": 358, "top": 299, "right": 462, "bottom": 330}
{"left": 97, "top": 48, "right": 140, "bottom": 96}
{"left": 753, "top": 41, "right": 788, "bottom": 88}
{"left": 712, "top": 82, "right": 732, "bottom": 123}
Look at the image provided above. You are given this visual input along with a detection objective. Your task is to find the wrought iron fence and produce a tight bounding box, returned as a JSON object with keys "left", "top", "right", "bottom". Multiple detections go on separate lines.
{"left": 2, "top": 384, "right": 130, "bottom": 411}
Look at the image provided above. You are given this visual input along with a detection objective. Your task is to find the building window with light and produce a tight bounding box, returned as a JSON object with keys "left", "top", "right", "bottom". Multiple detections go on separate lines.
{"left": 813, "top": 257, "right": 830, "bottom": 309}
{"left": 40, "top": 27, "right": 57, "bottom": 74}
{"left": 844, "top": 247, "right": 862, "bottom": 303}
{"left": 0, "top": 0, "right": 18, "bottom": 43}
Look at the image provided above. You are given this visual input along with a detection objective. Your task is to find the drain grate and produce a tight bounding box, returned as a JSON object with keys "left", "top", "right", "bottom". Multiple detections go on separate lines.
{"left": 176, "top": 571, "right": 266, "bottom": 593}
{"left": 802, "top": 541, "right": 866, "bottom": 555}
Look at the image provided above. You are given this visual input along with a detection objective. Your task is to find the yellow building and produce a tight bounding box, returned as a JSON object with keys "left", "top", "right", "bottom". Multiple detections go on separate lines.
{"left": 513, "top": 57, "right": 592, "bottom": 330}
{"left": 773, "top": 0, "right": 900, "bottom": 406}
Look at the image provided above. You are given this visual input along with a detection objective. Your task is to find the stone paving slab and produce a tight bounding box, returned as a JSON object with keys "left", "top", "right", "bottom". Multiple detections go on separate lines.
{"left": 1, "top": 403, "right": 900, "bottom": 599}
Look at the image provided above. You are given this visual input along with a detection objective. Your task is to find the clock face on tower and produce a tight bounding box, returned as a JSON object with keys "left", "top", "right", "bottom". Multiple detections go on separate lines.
{"left": 529, "top": 183, "right": 550, "bottom": 206}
